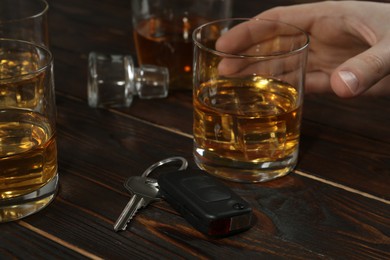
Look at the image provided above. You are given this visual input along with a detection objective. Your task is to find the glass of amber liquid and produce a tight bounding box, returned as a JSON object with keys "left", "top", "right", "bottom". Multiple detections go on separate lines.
{"left": 193, "top": 18, "right": 309, "bottom": 182}
{"left": 131, "top": 0, "right": 232, "bottom": 90}
{"left": 0, "top": 39, "right": 58, "bottom": 222}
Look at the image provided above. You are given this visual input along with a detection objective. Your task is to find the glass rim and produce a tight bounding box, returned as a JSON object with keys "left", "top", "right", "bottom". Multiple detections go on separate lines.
{"left": 0, "top": 0, "right": 49, "bottom": 24}
{"left": 192, "top": 18, "right": 310, "bottom": 59}
{"left": 0, "top": 38, "right": 53, "bottom": 82}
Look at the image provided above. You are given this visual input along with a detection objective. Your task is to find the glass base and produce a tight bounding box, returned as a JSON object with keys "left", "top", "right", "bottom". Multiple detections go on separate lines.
{"left": 194, "top": 149, "right": 298, "bottom": 183}
{"left": 0, "top": 173, "right": 58, "bottom": 223}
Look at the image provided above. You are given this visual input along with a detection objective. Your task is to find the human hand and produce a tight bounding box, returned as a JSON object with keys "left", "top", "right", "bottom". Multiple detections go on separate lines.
{"left": 216, "top": 1, "right": 390, "bottom": 97}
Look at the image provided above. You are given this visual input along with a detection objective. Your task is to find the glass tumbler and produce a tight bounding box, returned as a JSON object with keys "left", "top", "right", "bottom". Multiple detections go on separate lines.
{"left": 0, "top": 0, "right": 49, "bottom": 46}
{"left": 193, "top": 18, "right": 309, "bottom": 183}
{"left": 131, "top": 0, "right": 232, "bottom": 90}
{"left": 0, "top": 39, "right": 58, "bottom": 222}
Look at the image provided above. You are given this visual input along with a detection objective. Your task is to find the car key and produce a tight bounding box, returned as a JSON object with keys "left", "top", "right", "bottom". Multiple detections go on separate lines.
{"left": 113, "top": 176, "right": 159, "bottom": 231}
{"left": 158, "top": 169, "right": 253, "bottom": 237}
{"left": 113, "top": 156, "right": 188, "bottom": 232}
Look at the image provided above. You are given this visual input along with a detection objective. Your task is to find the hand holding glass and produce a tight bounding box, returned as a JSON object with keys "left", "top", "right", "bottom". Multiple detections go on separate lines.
{"left": 193, "top": 19, "right": 309, "bottom": 183}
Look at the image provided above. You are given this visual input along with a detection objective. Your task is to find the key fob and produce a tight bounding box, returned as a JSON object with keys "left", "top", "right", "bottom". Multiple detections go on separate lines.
{"left": 158, "top": 169, "right": 253, "bottom": 237}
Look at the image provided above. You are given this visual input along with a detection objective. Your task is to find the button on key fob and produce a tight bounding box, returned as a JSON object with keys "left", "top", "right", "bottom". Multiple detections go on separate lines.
{"left": 158, "top": 169, "right": 253, "bottom": 237}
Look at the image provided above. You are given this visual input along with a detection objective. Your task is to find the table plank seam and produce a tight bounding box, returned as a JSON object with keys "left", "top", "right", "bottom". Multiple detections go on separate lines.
{"left": 18, "top": 220, "right": 103, "bottom": 260}
{"left": 108, "top": 106, "right": 193, "bottom": 138}
{"left": 294, "top": 170, "right": 390, "bottom": 205}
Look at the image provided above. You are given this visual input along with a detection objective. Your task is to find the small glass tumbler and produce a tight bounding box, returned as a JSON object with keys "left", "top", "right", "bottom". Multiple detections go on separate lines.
{"left": 88, "top": 52, "right": 169, "bottom": 108}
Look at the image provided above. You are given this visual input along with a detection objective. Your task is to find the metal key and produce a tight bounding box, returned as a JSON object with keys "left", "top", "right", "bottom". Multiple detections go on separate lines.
{"left": 113, "top": 176, "right": 160, "bottom": 231}
{"left": 113, "top": 156, "right": 188, "bottom": 232}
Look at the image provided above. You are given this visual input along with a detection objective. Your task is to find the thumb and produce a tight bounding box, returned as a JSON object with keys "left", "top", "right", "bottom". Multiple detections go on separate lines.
{"left": 330, "top": 40, "right": 390, "bottom": 98}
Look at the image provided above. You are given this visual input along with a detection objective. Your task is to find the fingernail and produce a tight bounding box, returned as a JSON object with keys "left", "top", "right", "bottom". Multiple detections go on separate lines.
{"left": 338, "top": 71, "right": 359, "bottom": 94}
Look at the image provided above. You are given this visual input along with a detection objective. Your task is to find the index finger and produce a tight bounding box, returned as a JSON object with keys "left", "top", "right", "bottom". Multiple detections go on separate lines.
{"left": 216, "top": 3, "right": 318, "bottom": 54}
{"left": 215, "top": 19, "right": 283, "bottom": 54}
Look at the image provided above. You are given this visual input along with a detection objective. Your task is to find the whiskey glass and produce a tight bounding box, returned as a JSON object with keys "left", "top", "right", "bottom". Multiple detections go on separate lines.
{"left": 131, "top": 0, "right": 232, "bottom": 90}
{"left": 0, "top": 39, "right": 58, "bottom": 222}
{"left": 193, "top": 18, "right": 309, "bottom": 182}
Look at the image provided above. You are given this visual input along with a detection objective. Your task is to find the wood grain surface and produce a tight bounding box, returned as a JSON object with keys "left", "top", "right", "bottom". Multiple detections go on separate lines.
{"left": 1, "top": 0, "right": 389, "bottom": 259}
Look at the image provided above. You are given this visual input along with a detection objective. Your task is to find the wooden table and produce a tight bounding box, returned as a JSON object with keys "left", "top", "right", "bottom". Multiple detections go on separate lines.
{"left": 1, "top": 0, "right": 389, "bottom": 258}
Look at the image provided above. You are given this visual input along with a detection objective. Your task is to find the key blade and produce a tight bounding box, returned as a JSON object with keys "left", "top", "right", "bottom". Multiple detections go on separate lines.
{"left": 113, "top": 195, "right": 144, "bottom": 232}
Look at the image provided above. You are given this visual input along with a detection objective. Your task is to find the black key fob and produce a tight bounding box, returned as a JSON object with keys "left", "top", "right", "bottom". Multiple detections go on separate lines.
{"left": 158, "top": 169, "right": 253, "bottom": 237}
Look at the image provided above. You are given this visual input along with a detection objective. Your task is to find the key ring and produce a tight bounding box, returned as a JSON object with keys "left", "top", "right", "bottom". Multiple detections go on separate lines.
{"left": 141, "top": 156, "right": 188, "bottom": 178}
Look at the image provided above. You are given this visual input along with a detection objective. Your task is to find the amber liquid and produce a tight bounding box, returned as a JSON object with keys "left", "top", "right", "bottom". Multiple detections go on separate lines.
{"left": 133, "top": 16, "right": 209, "bottom": 90}
{"left": 0, "top": 53, "right": 46, "bottom": 109}
{"left": 194, "top": 77, "right": 302, "bottom": 182}
{"left": 0, "top": 109, "right": 57, "bottom": 199}
{"left": 0, "top": 55, "right": 57, "bottom": 221}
